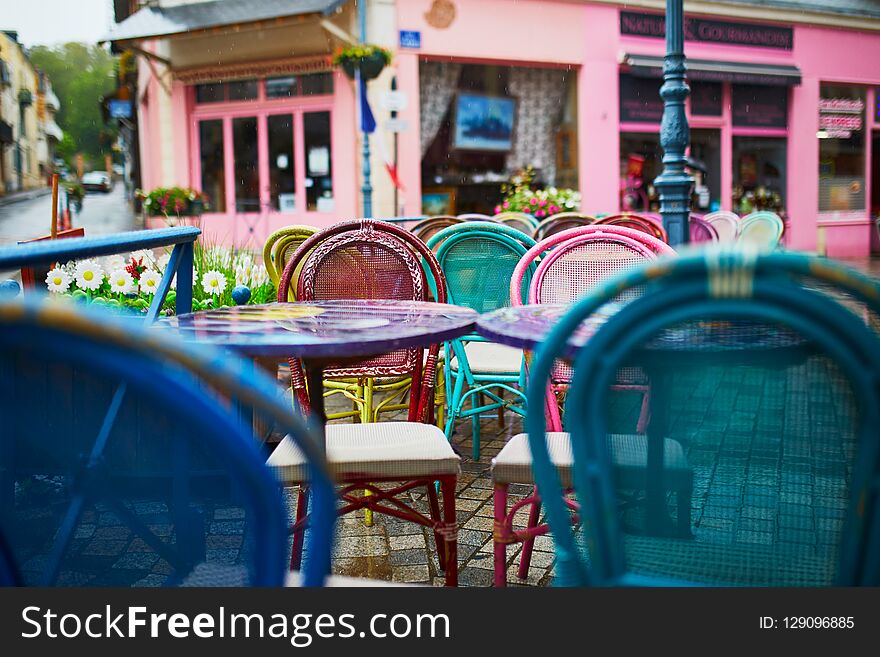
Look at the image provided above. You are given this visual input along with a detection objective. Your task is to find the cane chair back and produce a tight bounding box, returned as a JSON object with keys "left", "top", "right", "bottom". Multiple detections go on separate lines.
{"left": 526, "top": 250, "right": 880, "bottom": 586}
{"left": 739, "top": 211, "right": 784, "bottom": 250}
{"left": 689, "top": 214, "right": 720, "bottom": 243}
{"left": 280, "top": 220, "right": 447, "bottom": 422}
{"left": 0, "top": 298, "right": 335, "bottom": 587}
{"left": 704, "top": 211, "right": 740, "bottom": 243}
{"left": 494, "top": 212, "right": 538, "bottom": 235}
{"left": 595, "top": 213, "right": 668, "bottom": 243}
{"left": 263, "top": 225, "right": 318, "bottom": 288}
{"left": 533, "top": 213, "right": 596, "bottom": 240}
{"left": 412, "top": 216, "right": 464, "bottom": 247}
{"left": 457, "top": 213, "right": 495, "bottom": 221}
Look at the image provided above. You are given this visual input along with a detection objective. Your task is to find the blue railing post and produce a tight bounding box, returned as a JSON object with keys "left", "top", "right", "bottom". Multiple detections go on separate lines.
{"left": 654, "top": 0, "right": 693, "bottom": 247}
{"left": 176, "top": 242, "right": 194, "bottom": 316}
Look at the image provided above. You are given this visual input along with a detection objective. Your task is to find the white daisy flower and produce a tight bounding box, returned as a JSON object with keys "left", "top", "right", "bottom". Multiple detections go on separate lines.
{"left": 45, "top": 267, "right": 71, "bottom": 293}
{"left": 108, "top": 269, "right": 135, "bottom": 294}
{"left": 201, "top": 270, "right": 227, "bottom": 296}
{"left": 130, "top": 249, "right": 155, "bottom": 265}
{"left": 252, "top": 264, "right": 269, "bottom": 286}
{"left": 156, "top": 253, "right": 171, "bottom": 272}
{"left": 74, "top": 260, "right": 105, "bottom": 291}
{"left": 62, "top": 260, "right": 77, "bottom": 276}
{"left": 139, "top": 270, "right": 162, "bottom": 295}
{"left": 103, "top": 255, "right": 126, "bottom": 272}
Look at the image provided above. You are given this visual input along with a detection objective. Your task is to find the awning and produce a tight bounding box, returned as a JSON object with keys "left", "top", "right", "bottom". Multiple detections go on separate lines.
{"left": 621, "top": 53, "right": 802, "bottom": 86}
{"left": 102, "top": 0, "right": 348, "bottom": 44}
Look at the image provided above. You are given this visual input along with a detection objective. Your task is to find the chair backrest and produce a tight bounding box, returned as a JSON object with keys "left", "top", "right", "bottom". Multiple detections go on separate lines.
{"left": 457, "top": 213, "right": 494, "bottom": 221}
{"left": 533, "top": 213, "right": 595, "bottom": 240}
{"left": 739, "top": 211, "right": 784, "bottom": 249}
{"left": 703, "top": 211, "right": 740, "bottom": 243}
{"left": 689, "top": 214, "right": 720, "bottom": 243}
{"left": 426, "top": 221, "right": 536, "bottom": 312}
{"left": 510, "top": 225, "right": 676, "bottom": 307}
{"left": 263, "top": 225, "right": 318, "bottom": 288}
{"left": 411, "top": 216, "right": 465, "bottom": 247}
{"left": 0, "top": 298, "right": 335, "bottom": 587}
{"left": 526, "top": 249, "right": 880, "bottom": 586}
{"left": 493, "top": 211, "right": 538, "bottom": 235}
{"left": 595, "top": 213, "right": 668, "bottom": 243}
{"left": 280, "top": 220, "right": 447, "bottom": 422}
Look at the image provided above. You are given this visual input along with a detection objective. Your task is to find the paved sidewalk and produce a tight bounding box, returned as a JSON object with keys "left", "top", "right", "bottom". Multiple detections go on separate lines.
{"left": 0, "top": 186, "right": 51, "bottom": 208}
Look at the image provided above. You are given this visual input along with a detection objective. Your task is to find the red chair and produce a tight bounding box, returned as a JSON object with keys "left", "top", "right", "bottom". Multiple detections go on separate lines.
{"left": 275, "top": 219, "right": 460, "bottom": 585}
{"left": 532, "top": 212, "right": 595, "bottom": 240}
{"left": 595, "top": 212, "right": 669, "bottom": 243}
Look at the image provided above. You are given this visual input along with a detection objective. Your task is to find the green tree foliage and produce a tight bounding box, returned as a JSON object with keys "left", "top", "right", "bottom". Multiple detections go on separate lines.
{"left": 29, "top": 43, "right": 118, "bottom": 169}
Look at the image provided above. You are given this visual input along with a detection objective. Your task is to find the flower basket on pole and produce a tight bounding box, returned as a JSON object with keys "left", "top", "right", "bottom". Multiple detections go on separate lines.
{"left": 332, "top": 44, "right": 391, "bottom": 81}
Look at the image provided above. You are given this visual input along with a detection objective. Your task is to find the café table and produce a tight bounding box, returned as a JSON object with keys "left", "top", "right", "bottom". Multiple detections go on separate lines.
{"left": 477, "top": 302, "right": 811, "bottom": 536}
{"left": 160, "top": 299, "right": 478, "bottom": 445}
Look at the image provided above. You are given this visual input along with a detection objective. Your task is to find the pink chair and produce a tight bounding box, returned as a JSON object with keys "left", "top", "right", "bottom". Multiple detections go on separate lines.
{"left": 689, "top": 214, "right": 720, "bottom": 243}
{"left": 594, "top": 213, "right": 669, "bottom": 243}
{"left": 704, "top": 211, "right": 740, "bottom": 243}
{"left": 493, "top": 225, "right": 674, "bottom": 586}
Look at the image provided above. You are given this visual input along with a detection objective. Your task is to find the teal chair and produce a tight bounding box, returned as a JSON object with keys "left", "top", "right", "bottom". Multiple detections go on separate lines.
{"left": 527, "top": 249, "right": 880, "bottom": 586}
{"left": 426, "top": 222, "right": 537, "bottom": 459}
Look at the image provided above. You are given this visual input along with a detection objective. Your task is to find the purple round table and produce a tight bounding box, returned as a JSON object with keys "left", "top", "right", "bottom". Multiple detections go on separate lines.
{"left": 161, "top": 299, "right": 477, "bottom": 430}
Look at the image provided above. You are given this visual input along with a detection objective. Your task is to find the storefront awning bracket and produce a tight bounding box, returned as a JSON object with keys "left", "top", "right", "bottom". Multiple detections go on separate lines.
{"left": 319, "top": 18, "right": 357, "bottom": 45}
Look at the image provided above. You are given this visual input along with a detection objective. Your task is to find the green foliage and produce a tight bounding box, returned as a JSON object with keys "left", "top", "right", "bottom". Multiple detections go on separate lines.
{"left": 331, "top": 43, "right": 392, "bottom": 66}
{"left": 136, "top": 187, "right": 208, "bottom": 216}
{"left": 496, "top": 165, "right": 581, "bottom": 219}
{"left": 29, "top": 43, "right": 119, "bottom": 166}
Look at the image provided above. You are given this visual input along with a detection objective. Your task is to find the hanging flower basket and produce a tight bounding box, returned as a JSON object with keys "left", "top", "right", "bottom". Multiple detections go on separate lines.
{"left": 332, "top": 44, "right": 391, "bottom": 81}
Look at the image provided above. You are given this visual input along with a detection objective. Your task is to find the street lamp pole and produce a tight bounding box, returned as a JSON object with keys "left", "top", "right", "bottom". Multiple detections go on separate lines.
{"left": 358, "top": 1, "right": 373, "bottom": 217}
{"left": 654, "top": 0, "right": 692, "bottom": 246}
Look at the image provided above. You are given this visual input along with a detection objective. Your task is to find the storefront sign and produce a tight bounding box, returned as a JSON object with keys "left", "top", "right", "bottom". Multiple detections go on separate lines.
{"left": 619, "top": 74, "right": 663, "bottom": 123}
{"left": 620, "top": 11, "right": 793, "bottom": 50}
{"left": 399, "top": 30, "right": 421, "bottom": 49}
{"left": 731, "top": 85, "right": 788, "bottom": 128}
{"left": 691, "top": 82, "right": 722, "bottom": 117}
{"left": 818, "top": 97, "right": 864, "bottom": 139}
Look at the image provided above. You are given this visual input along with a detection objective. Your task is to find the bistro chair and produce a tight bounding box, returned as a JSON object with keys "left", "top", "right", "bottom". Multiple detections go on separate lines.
{"left": 457, "top": 213, "right": 494, "bottom": 221}
{"left": 0, "top": 297, "right": 335, "bottom": 587}
{"left": 274, "top": 219, "right": 461, "bottom": 584}
{"left": 494, "top": 211, "right": 538, "bottom": 235}
{"left": 526, "top": 249, "right": 880, "bottom": 586}
{"left": 689, "top": 214, "right": 720, "bottom": 244}
{"left": 411, "top": 216, "right": 464, "bottom": 248}
{"left": 493, "top": 225, "right": 676, "bottom": 586}
{"left": 739, "top": 211, "right": 784, "bottom": 250}
{"left": 533, "top": 212, "right": 596, "bottom": 241}
{"left": 426, "top": 222, "right": 536, "bottom": 459}
{"left": 263, "top": 225, "right": 318, "bottom": 290}
{"left": 704, "top": 211, "right": 740, "bottom": 243}
{"left": 595, "top": 213, "right": 668, "bottom": 243}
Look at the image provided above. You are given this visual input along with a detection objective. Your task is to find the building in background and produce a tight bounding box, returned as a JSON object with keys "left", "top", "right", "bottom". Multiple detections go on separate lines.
{"left": 0, "top": 30, "right": 62, "bottom": 196}
{"left": 108, "top": 0, "right": 880, "bottom": 257}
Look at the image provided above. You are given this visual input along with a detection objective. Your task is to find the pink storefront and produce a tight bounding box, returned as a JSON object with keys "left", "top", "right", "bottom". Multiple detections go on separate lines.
{"left": 124, "top": 0, "right": 880, "bottom": 256}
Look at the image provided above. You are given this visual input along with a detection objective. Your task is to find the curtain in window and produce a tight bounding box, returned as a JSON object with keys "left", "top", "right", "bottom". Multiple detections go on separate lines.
{"left": 419, "top": 60, "right": 462, "bottom": 156}
{"left": 506, "top": 67, "right": 568, "bottom": 185}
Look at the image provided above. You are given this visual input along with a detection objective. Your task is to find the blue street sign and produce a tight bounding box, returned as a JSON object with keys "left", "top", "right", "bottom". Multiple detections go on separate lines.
{"left": 109, "top": 99, "right": 132, "bottom": 119}
{"left": 399, "top": 30, "right": 421, "bottom": 49}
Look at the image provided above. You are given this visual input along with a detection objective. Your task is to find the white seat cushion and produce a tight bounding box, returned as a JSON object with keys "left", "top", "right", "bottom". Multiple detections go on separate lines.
{"left": 450, "top": 341, "right": 523, "bottom": 374}
{"left": 491, "top": 433, "right": 688, "bottom": 486}
{"left": 268, "top": 422, "right": 460, "bottom": 482}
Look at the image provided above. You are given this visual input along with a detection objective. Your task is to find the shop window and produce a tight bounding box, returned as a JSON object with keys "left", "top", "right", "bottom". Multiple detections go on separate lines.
{"left": 304, "top": 111, "right": 333, "bottom": 212}
{"left": 619, "top": 132, "right": 663, "bottom": 211}
{"left": 228, "top": 79, "right": 258, "bottom": 101}
{"left": 198, "top": 119, "right": 226, "bottom": 212}
{"left": 818, "top": 84, "right": 866, "bottom": 212}
{"left": 691, "top": 82, "right": 722, "bottom": 117}
{"left": 690, "top": 129, "right": 721, "bottom": 212}
{"left": 265, "top": 73, "right": 334, "bottom": 99}
{"left": 301, "top": 73, "right": 333, "bottom": 96}
{"left": 732, "top": 85, "right": 788, "bottom": 128}
{"left": 195, "top": 79, "right": 258, "bottom": 103}
{"left": 267, "top": 114, "right": 296, "bottom": 212}
{"left": 195, "top": 82, "right": 227, "bottom": 104}
{"left": 232, "top": 117, "right": 259, "bottom": 212}
{"left": 266, "top": 76, "right": 297, "bottom": 99}
{"left": 619, "top": 74, "right": 663, "bottom": 123}
{"left": 732, "top": 136, "right": 787, "bottom": 214}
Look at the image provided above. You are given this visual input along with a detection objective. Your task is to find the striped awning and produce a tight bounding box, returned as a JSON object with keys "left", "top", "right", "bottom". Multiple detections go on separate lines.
{"left": 621, "top": 53, "right": 802, "bottom": 86}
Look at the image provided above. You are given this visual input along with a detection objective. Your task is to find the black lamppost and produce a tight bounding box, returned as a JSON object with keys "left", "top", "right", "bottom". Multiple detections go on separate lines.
{"left": 654, "top": 0, "right": 692, "bottom": 246}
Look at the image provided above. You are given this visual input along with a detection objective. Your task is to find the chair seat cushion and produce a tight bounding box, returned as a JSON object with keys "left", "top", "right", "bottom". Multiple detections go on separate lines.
{"left": 450, "top": 341, "right": 523, "bottom": 374}
{"left": 491, "top": 433, "right": 689, "bottom": 486}
{"left": 268, "top": 422, "right": 460, "bottom": 482}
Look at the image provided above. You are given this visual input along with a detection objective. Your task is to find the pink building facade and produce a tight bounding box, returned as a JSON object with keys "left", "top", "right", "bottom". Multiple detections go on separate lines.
{"left": 122, "top": 0, "right": 880, "bottom": 256}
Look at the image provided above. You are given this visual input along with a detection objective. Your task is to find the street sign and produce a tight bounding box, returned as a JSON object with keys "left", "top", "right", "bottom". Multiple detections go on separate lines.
{"left": 399, "top": 30, "right": 421, "bottom": 49}
{"left": 380, "top": 90, "right": 408, "bottom": 112}
{"left": 384, "top": 118, "right": 410, "bottom": 133}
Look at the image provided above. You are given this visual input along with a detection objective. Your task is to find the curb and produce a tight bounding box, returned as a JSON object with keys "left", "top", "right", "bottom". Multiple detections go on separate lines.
{"left": 0, "top": 187, "right": 52, "bottom": 208}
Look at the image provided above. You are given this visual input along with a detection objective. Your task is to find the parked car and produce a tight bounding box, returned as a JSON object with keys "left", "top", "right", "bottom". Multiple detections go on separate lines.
{"left": 81, "top": 171, "right": 113, "bottom": 193}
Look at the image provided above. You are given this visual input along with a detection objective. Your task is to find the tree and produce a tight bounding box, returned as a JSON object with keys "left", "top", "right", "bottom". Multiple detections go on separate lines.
{"left": 29, "top": 43, "right": 118, "bottom": 170}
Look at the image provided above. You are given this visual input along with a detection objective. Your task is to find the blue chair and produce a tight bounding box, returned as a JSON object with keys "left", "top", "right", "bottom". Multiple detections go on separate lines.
{"left": 0, "top": 298, "right": 335, "bottom": 587}
{"left": 426, "top": 222, "right": 536, "bottom": 459}
{"left": 527, "top": 249, "right": 880, "bottom": 586}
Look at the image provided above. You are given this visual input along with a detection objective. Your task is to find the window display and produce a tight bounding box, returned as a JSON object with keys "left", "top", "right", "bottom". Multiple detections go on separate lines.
{"left": 818, "top": 84, "right": 866, "bottom": 212}
{"left": 732, "top": 136, "right": 787, "bottom": 214}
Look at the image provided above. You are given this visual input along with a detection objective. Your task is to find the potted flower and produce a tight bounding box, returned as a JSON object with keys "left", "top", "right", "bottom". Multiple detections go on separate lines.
{"left": 137, "top": 187, "right": 208, "bottom": 221}
{"left": 331, "top": 44, "right": 392, "bottom": 81}
{"left": 495, "top": 166, "right": 581, "bottom": 219}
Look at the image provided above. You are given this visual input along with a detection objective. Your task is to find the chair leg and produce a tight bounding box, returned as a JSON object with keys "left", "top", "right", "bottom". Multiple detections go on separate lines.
{"left": 440, "top": 476, "right": 458, "bottom": 587}
{"left": 471, "top": 393, "right": 481, "bottom": 460}
{"left": 363, "top": 379, "right": 374, "bottom": 527}
{"left": 289, "top": 486, "right": 309, "bottom": 571}
{"left": 494, "top": 483, "right": 508, "bottom": 587}
{"left": 517, "top": 494, "right": 542, "bottom": 579}
{"left": 426, "top": 482, "right": 446, "bottom": 571}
